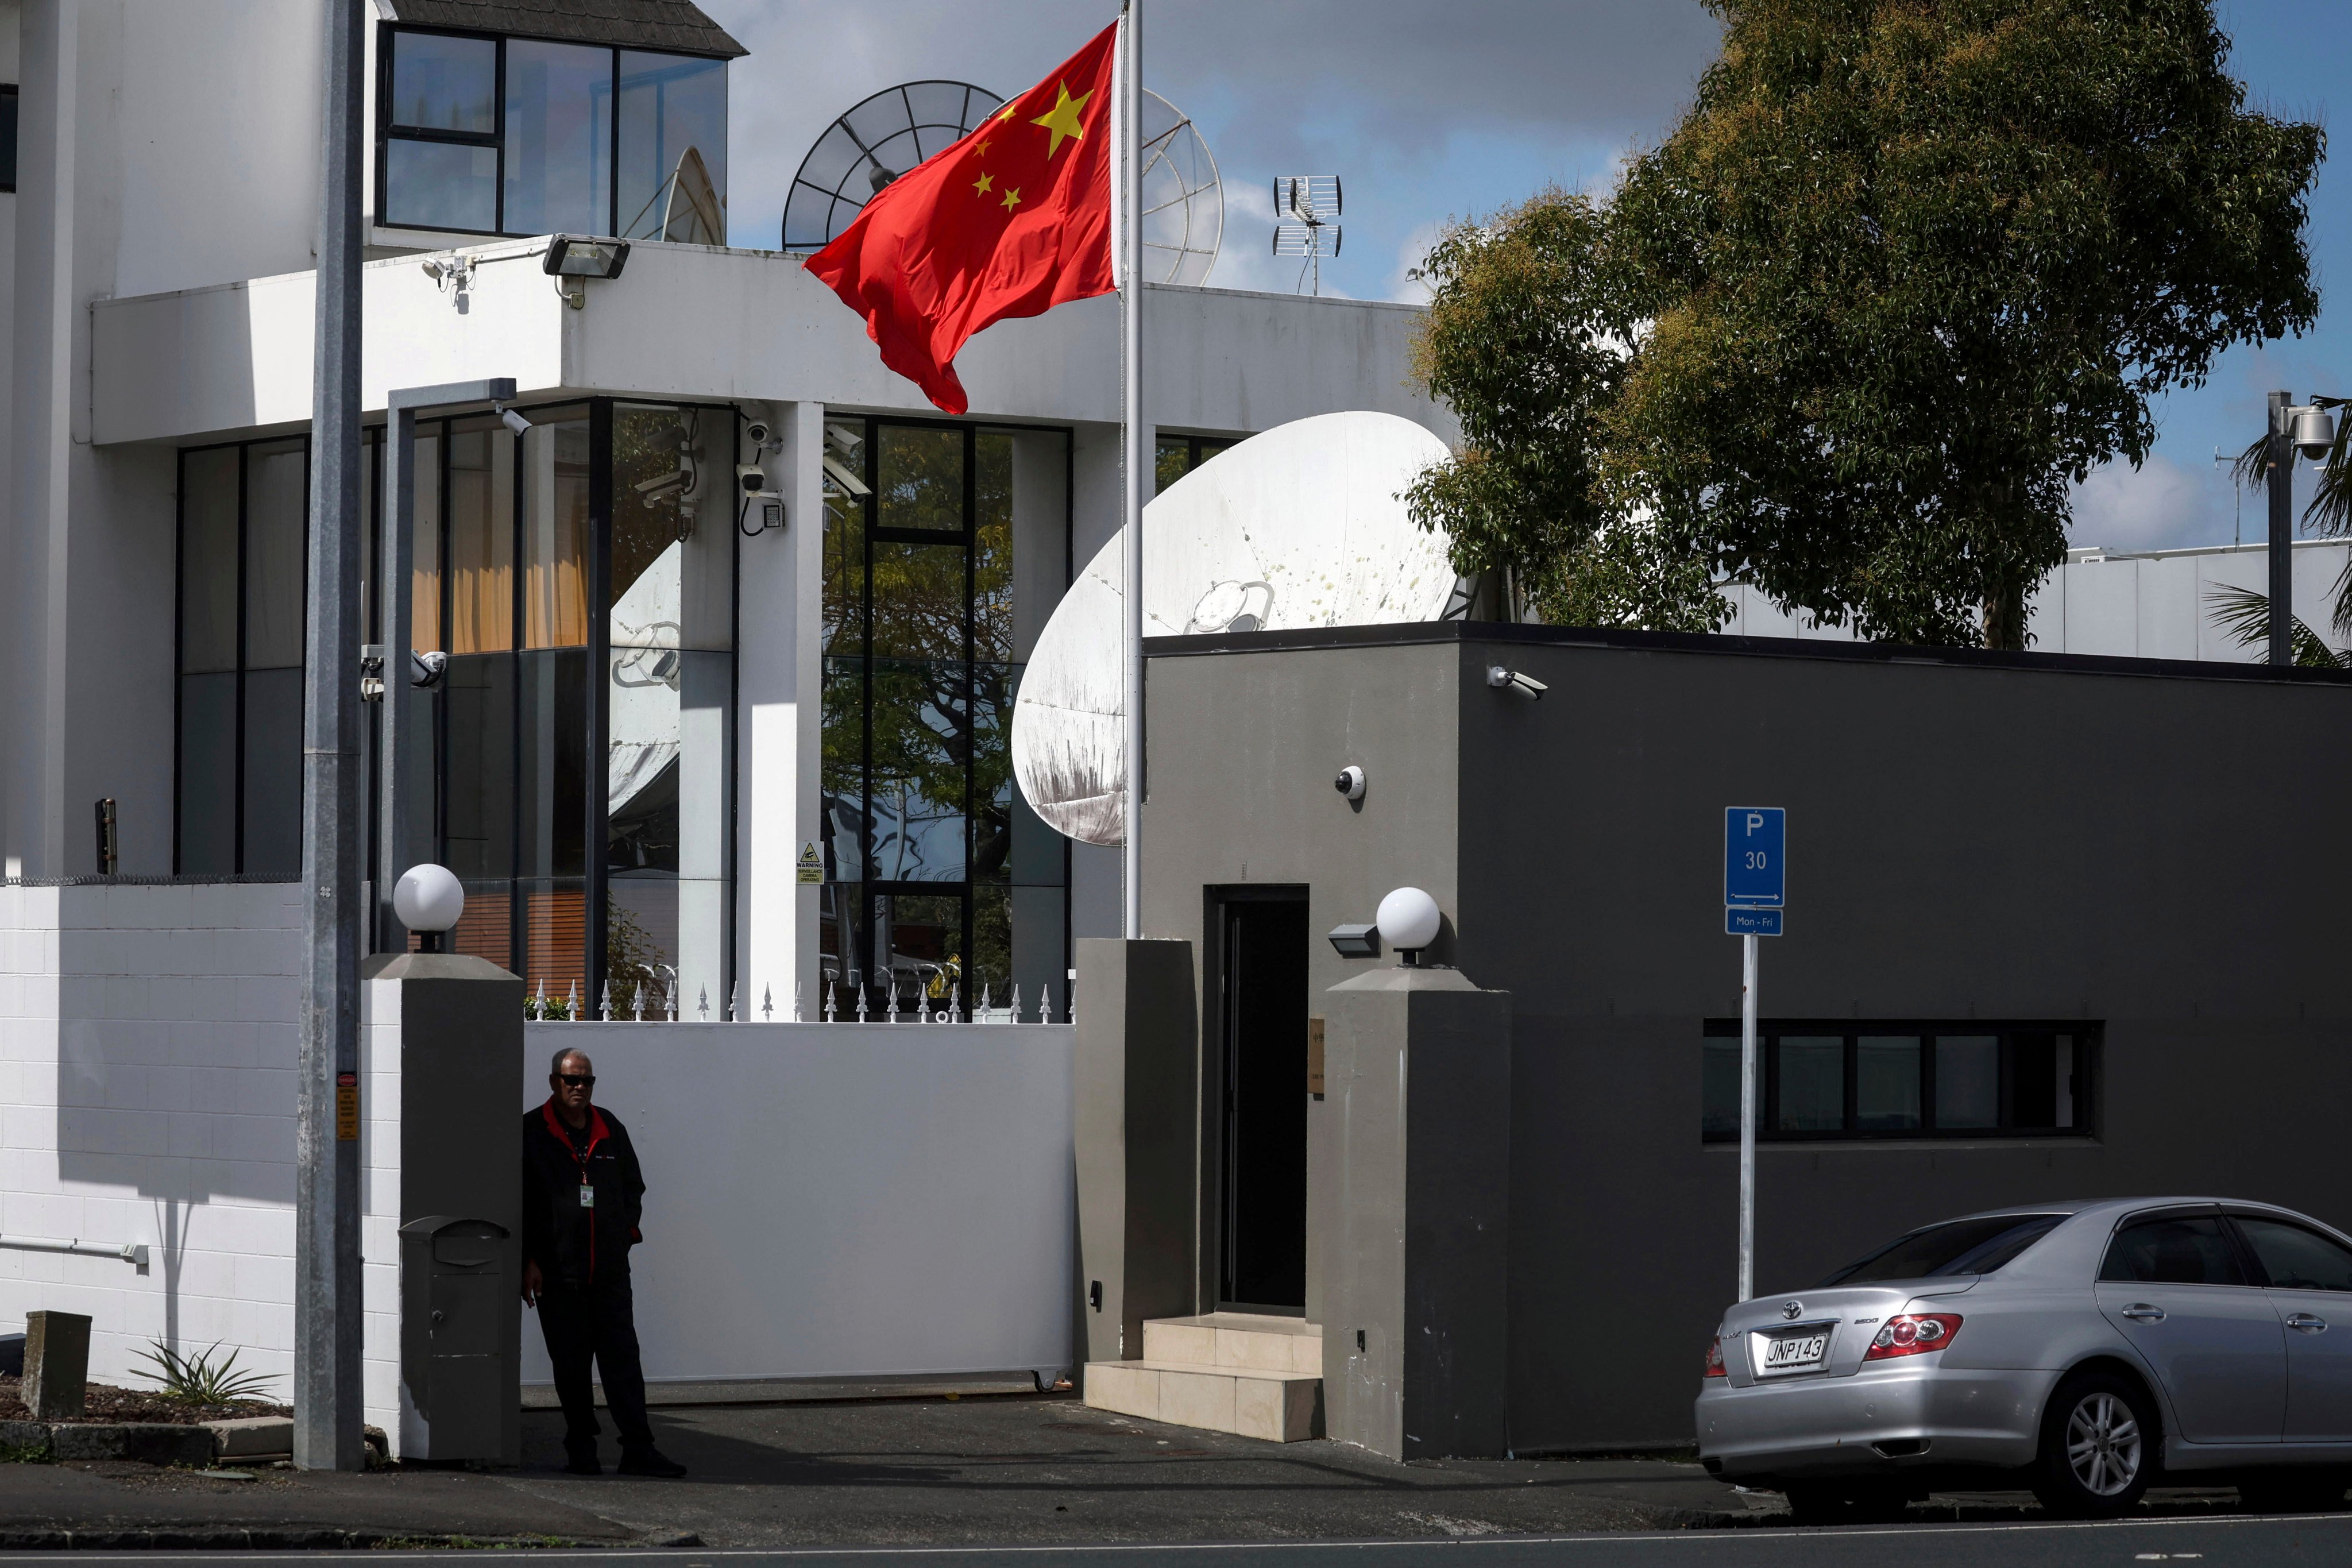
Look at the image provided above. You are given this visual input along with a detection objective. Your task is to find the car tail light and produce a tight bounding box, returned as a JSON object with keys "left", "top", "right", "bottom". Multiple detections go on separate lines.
{"left": 1703, "top": 1335, "right": 1727, "bottom": 1377}
{"left": 1864, "top": 1312, "right": 1962, "bottom": 1361}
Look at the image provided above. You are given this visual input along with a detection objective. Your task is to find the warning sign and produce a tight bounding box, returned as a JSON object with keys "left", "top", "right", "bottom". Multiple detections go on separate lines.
{"left": 797, "top": 842, "right": 824, "bottom": 885}
{"left": 335, "top": 1071, "right": 360, "bottom": 1142}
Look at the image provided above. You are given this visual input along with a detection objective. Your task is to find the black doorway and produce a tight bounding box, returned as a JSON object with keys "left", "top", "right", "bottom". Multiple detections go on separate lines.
{"left": 1215, "top": 890, "right": 1309, "bottom": 1312}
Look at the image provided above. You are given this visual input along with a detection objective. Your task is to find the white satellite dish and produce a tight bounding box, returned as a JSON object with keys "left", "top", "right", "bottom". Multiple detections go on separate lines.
{"left": 1011, "top": 411, "right": 1457, "bottom": 846}
{"left": 1140, "top": 89, "right": 1221, "bottom": 284}
{"left": 783, "top": 80, "right": 1007, "bottom": 249}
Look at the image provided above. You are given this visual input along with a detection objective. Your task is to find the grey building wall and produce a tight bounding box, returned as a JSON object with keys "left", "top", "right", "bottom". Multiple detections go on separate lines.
{"left": 1142, "top": 624, "right": 2352, "bottom": 1453}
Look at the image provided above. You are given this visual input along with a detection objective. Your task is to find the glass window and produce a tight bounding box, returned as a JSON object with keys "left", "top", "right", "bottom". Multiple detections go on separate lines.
{"left": 0, "top": 85, "right": 18, "bottom": 194}
{"left": 1822, "top": 1214, "right": 2066, "bottom": 1286}
{"left": 1701, "top": 1022, "right": 2096, "bottom": 1142}
{"left": 876, "top": 426, "right": 965, "bottom": 533}
{"left": 503, "top": 40, "right": 612, "bottom": 237}
{"left": 1936, "top": 1035, "right": 2000, "bottom": 1129}
{"left": 522, "top": 411, "right": 592, "bottom": 648}
{"left": 389, "top": 32, "right": 497, "bottom": 133}
{"left": 381, "top": 30, "right": 727, "bottom": 241}
{"left": 176, "top": 438, "right": 310, "bottom": 876}
{"left": 243, "top": 441, "right": 307, "bottom": 670}
{"left": 823, "top": 416, "right": 1072, "bottom": 1008}
{"left": 1702, "top": 1038, "right": 1740, "bottom": 1137}
{"left": 2235, "top": 1218, "right": 2352, "bottom": 1292}
{"left": 2102, "top": 1214, "right": 2248, "bottom": 1286}
{"left": 1775, "top": 1036, "right": 1843, "bottom": 1131}
{"left": 617, "top": 50, "right": 727, "bottom": 241}
{"left": 446, "top": 422, "right": 515, "bottom": 655}
{"left": 1856, "top": 1036, "right": 1921, "bottom": 1131}
{"left": 179, "top": 449, "right": 241, "bottom": 675}
{"left": 384, "top": 138, "right": 498, "bottom": 233}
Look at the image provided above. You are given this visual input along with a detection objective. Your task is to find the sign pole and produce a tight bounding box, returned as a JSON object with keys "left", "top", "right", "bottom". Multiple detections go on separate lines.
{"left": 1739, "top": 932, "right": 1758, "bottom": 1303}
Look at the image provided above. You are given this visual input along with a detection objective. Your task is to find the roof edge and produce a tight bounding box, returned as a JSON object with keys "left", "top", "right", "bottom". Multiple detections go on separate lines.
{"left": 1142, "top": 619, "right": 2352, "bottom": 688}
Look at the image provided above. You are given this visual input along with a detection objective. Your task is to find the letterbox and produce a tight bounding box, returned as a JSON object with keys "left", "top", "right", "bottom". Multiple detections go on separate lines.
{"left": 399, "top": 1216, "right": 510, "bottom": 1459}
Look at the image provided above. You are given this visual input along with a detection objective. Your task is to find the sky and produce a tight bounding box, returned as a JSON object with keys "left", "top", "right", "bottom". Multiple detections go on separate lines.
{"left": 697, "top": 0, "right": 2350, "bottom": 557}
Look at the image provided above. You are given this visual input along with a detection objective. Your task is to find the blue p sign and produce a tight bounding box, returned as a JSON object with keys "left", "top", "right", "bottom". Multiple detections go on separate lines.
{"left": 1724, "top": 807, "right": 1786, "bottom": 907}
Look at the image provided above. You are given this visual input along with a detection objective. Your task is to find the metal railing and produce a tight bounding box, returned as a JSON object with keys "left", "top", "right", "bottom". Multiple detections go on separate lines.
{"left": 524, "top": 973, "right": 1073, "bottom": 1026}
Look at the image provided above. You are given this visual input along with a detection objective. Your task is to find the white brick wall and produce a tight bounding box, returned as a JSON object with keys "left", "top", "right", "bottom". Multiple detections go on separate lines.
{"left": 0, "top": 882, "right": 316, "bottom": 1403}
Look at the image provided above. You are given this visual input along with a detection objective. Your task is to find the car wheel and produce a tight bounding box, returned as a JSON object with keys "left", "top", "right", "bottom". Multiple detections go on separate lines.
{"left": 1781, "top": 1482, "right": 1911, "bottom": 1525}
{"left": 2032, "top": 1370, "right": 2155, "bottom": 1517}
{"left": 2238, "top": 1468, "right": 2352, "bottom": 1513}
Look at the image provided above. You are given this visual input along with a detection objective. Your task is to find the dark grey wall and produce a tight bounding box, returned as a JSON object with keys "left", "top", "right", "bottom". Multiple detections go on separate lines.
{"left": 1142, "top": 642, "right": 1463, "bottom": 1320}
{"left": 1145, "top": 626, "right": 2352, "bottom": 1453}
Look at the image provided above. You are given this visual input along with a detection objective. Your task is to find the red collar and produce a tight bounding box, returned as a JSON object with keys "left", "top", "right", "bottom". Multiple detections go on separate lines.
{"left": 541, "top": 1099, "right": 609, "bottom": 1160}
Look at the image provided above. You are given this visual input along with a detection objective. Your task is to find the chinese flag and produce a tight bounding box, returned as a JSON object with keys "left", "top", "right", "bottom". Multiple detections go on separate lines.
{"left": 805, "top": 23, "right": 1118, "bottom": 415}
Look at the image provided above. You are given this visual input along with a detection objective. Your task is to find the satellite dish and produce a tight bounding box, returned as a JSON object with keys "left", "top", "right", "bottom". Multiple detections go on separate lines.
{"left": 783, "top": 80, "right": 1007, "bottom": 249}
{"left": 1011, "top": 411, "right": 1457, "bottom": 846}
{"left": 1139, "top": 89, "right": 1221, "bottom": 285}
{"left": 662, "top": 146, "right": 724, "bottom": 245}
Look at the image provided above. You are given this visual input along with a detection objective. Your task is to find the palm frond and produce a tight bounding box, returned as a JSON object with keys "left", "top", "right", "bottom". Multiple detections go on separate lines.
{"left": 2305, "top": 393, "right": 2352, "bottom": 540}
{"left": 132, "top": 1340, "right": 277, "bottom": 1407}
{"left": 2230, "top": 430, "right": 2275, "bottom": 491}
{"left": 2202, "top": 582, "right": 2347, "bottom": 669}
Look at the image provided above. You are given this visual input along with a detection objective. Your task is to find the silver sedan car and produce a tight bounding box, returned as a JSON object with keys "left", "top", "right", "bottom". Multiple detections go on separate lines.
{"left": 1697, "top": 1198, "right": 2352, "bottom": 1521}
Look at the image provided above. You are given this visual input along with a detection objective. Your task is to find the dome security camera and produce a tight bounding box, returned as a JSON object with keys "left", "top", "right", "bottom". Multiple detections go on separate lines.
{"left": 1334, "top": 764, "right": 1366, "bottom": 802}
{"left": 745, "top": 419, "right": 773, "bottom": 448}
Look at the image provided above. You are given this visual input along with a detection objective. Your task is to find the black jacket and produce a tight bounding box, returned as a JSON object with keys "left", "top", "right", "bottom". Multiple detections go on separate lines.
{"left": 522, "top": 1100, "right": 646, "bottom": 1286}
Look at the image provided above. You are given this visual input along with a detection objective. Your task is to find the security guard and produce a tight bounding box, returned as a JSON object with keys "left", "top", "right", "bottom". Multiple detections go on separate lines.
{"left": 522, "top": 1046, "right": 686, "bottom": 1477}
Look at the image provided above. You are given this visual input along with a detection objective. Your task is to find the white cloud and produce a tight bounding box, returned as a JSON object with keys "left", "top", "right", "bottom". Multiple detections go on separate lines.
{"left": 2068, "top": 452, "right": 2243, "bottom": 554}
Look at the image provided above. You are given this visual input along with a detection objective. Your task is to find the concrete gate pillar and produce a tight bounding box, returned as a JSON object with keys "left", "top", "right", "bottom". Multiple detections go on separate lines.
{"left": 363, "top": 952, "right": 524, "bottom": 1462}
{"left": 1073, "top": 937, "right": 1199, "bottom": 1372}
{"left": 1312, "top": 965, "right": 1512, "bottom": 1459}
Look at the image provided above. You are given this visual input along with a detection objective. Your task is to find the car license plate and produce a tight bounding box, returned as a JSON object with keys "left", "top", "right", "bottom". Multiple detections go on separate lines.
{"left": 1755, "top": 1326, "right": 1832, "bottom": 1377}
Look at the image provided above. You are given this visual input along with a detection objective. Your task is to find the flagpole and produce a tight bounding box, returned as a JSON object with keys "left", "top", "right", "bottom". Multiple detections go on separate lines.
{"left": 1119, "top": 0, "right": 1144, "bottom": 941}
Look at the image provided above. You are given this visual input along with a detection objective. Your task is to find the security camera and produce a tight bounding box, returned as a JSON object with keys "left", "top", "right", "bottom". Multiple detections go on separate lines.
{"left": 745, "top": 419, "right": 772, "bottom": 448}
{"left": 1485, "top": 665, "right": 1548, "bottom": 700}
{"left": 1333, "top": 764, "right": 1366, "bottom": 801}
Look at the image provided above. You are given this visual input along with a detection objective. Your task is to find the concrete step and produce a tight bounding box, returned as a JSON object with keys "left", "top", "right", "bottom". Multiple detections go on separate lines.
{"left": 1140, "top": 1312, "right": 1323, "bottom": 1376}
{"left": 1082, "top": 1359, "right": 1322, "bottom": 1442}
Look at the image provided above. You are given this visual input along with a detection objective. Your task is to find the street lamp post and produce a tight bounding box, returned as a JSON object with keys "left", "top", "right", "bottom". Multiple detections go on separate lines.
{"left": 2264, "top": 389, "right": 2342, "bottom": 666}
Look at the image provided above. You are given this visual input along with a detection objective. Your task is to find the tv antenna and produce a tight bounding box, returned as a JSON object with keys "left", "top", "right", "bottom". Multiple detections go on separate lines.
{"left": 783, "top": 80, "right": 1006, "bottom": 250}
{"left": 1138, "top": 90, "right": 1222, "bottom": 284}
{"left": 1273, "top": 175, "right": 1341, "bottom": 295}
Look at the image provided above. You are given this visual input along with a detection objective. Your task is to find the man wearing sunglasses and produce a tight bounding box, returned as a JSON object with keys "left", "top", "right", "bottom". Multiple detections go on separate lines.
{"left": 522, "top": 1046, "right": 686, "bottom": 1478}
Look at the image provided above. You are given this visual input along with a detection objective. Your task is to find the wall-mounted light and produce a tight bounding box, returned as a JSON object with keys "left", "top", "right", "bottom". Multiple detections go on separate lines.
{"left": 1327, "top": 922, "right": 1379, "bottom": 959}
{"left": 1376, "top": 886, "right": 1442, "bottom": 965}
{"left": 542, "top": 235, "right": 631, "bottom": 280}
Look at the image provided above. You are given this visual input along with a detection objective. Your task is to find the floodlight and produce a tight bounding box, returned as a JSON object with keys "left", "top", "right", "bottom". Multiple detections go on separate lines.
{"left": 1328, "top": 922, "right": 1379, "bottom": 959}
{"left": 542, "top": 235, "right": 631, "bottom": 279}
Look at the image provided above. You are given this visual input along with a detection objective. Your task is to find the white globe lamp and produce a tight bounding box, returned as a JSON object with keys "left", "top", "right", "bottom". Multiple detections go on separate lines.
{"left": 393, "top": 863, "right": 465, "bottom": 951}
{"left": 1375, "top": 886, "right": 1442, "bottom": 962}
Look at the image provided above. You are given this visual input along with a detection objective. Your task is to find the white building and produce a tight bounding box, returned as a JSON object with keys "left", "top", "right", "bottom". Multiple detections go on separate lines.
{"left": 0, "top": 0, "right": 1447, "bottom": 1412}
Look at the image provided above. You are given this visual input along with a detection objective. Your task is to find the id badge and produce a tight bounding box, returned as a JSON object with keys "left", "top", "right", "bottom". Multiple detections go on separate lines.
{"left": 579, "top": 1184, "right": 596, "bottom": 1209}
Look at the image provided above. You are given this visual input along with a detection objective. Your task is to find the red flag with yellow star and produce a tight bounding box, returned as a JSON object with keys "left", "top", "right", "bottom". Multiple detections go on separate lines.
{"left": 805, "top": 23, "right": 1118, "bottom": 414}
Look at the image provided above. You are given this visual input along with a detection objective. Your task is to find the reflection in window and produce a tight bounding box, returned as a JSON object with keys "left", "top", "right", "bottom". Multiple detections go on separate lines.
{"left": 1155, "top": 433, "right": 1238, "bottom": 494}
{"left": 823, "top": 418, "right": 1071, "bottom": 1011}
{"left": 1775, "top": 1036, "right": 1843, "bottom": 1131}
{"left": 617, "top": 51, "right": 727, "bottom": 240}
{"left": 381, "top": 28, "right": 732, "bottom": 240}
{"left": 503, "top": 40, "right": 612, "bottom": 238}
{"left": 1856, "top": 1036, "right": 1922, "bottom": 1130}
{"left": 1936, "top": 1036, "right": 1999, "bottom": 1129}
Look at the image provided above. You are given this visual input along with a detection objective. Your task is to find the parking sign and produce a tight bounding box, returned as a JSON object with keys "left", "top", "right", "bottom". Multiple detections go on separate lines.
{"left": 1724, "top": 808, "right": 1785, "bottom": 907}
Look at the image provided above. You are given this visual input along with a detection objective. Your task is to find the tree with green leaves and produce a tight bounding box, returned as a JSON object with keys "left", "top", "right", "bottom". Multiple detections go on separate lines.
{"left": 1409, "top": 0, "right": 2325, "bottom": 647}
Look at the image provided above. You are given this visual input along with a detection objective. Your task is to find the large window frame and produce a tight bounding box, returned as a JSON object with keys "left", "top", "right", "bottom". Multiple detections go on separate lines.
{"left": 822, "top": 413, "right": 1074, "bottom": 1009}
{"left": 1702, "top": 1019, "right": 2100, "bottom": 1142}
{"left": 374, "top": 22, "right": 728, "bottom": 240}
{"left": 173, "top": 435, "right": 313, "bottom": 877}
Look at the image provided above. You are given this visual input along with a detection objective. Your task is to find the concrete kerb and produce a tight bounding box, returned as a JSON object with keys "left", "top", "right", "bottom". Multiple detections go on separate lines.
{"left": 0, "top": 1413, "right": 308, "bottom": 1467}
